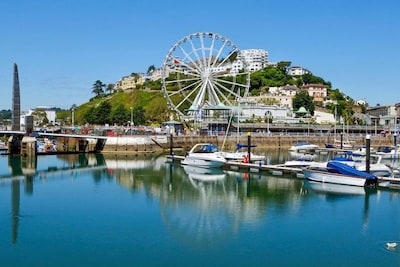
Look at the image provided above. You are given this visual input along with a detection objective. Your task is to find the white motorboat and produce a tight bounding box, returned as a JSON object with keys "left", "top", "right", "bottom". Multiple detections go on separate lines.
{"left": 376, "top": 145, "right": 400, "bottom": 159}
{"left": 218, "top": 150, "right": 265, "bottom": 162}
{"left": 284, "top": 158, "right": 318, "bottom": 168}
{"left": 289, "top": 140, "right": 319, "bottom": 152}
{"left": 302, "top": 161, "right": 378, "bottom": 187}
{"left": 351, "top": 145, "right": 375, "bottom": 156}
{"left": 181, "top": 143, "right": 227, "bottom": 168}
{"left": 325, "top": 140, "right": 355, "bottom": 150}
{"left": 288, "top": 154, "right": 392, "bottom": 178}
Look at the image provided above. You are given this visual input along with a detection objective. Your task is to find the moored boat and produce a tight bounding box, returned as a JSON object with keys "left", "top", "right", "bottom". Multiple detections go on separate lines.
{"left": 378, "top": 176, "right": 400, "bottom": 189}
{"left": 376, "top": 145, "right": 400, "bottom": 159}
{"left": 181, "top": 143, "right": 227, "bottom": 168}
{"left": 289, "top": 140, "right": 319, "bottom": 152}
{"left": 219, "top": 150, "right": 265, "bottom": 162}
{"left": 302, "top": 161, "right": 378, "bottom": 187}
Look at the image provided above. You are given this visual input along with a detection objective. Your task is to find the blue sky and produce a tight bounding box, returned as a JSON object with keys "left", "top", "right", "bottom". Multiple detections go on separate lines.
{"left": 0, "top": 0, "right": 399, "bottom": 111}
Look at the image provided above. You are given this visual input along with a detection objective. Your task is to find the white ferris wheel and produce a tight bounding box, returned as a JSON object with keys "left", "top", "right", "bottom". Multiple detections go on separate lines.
{"left": 161, "top": 32, "right": 250, "bottom": 119}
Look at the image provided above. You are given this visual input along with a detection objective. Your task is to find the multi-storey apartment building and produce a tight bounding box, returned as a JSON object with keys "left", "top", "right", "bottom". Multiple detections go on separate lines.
{"left": 366, "top": 104, "right": 399, "bottom": 127}
{"left": 230, "top": 49, "right": 269, "bottom": 74}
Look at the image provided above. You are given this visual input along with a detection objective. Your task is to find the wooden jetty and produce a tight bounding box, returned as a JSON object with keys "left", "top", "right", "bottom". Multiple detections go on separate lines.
{"left": 166, "top": 154, "right": 400, "bottom": 189}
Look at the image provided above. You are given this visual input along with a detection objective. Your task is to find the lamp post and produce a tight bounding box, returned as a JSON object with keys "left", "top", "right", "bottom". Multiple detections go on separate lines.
{"left": 130, "top": 107, "right": 133, "bottom": 135}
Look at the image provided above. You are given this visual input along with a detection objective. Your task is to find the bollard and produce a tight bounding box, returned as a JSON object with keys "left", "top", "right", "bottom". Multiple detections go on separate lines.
{"left": 247, "top": 131, "right": 251, "bottom": 163}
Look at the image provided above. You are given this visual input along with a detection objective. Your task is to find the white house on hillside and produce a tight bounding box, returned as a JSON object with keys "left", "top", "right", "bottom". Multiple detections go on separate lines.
{"left": 314, "top": 110, "right": 335, "bottom": 124}
{"left": 287, "top": 66, "right": 311, "bottom": 76}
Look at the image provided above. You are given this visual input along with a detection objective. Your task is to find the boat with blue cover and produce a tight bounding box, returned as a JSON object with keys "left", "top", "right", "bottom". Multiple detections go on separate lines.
{"left": 302, "top": 161, "right": 378, "bottom": 187}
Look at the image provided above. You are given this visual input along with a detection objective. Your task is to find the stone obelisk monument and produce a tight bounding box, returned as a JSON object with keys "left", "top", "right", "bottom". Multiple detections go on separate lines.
{"left": 12, "top": 63, "right": 21, "bottom": 131}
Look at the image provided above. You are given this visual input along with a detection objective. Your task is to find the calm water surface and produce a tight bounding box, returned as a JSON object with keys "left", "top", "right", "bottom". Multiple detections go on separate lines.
{"left": 0, "top": 150, "right": 399, "bottom": 267}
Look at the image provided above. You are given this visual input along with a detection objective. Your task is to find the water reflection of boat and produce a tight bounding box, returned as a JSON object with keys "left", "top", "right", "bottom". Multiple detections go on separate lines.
{"left": 303, "top": 180, "right": 366, "bottom": 195}
{"left": 182, "top": 165, "right": 226, "bottom": 182}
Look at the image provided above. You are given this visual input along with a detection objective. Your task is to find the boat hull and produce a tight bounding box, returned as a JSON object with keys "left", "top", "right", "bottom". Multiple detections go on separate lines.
{"left": 219, "top": 151, "right": 265, "bottom": 162}
{"left": 181, "top": 157, "right": 225, "bottom": 168}
{"left": 304, "top": 180, "right": 366, "bottom": 195}
{"left": 303, "top": 169, "right": 369, "bottom": 187}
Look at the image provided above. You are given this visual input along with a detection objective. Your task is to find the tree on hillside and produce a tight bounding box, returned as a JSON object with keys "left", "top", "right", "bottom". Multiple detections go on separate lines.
{"left": 130, "top": 73, "right": 141, "bottom": 83}
{"left": 249, "top": 65, "right": 293, "bottom": 94}
{"left": 145, "top": 97, "right": 169, "bottom": 123}
{"left": 106, "top": 83, "right": 115, "bottom": 94}
{"left": 84, "top": 107, "right": 96, "bottom": 124}
{"left": 147, "top": 65, "right": 156, "bottom": 74}
{"left": 111, "top": 104, "right": 129, "bottom": 125}
{"left": 94, "top": 101, "right": 112, "bottom": 124}
{"left": 92, "top": 80, "right": 106, "bottom": 96}
{"left": 276, "top": 61, "right": 291, "bottom": 74}
{"left": 302, "top": 73, "right": 331, "bottom": 88}
{"left": 328, "top": 88, "right": 345, "bottom": 101}
{"left": 0, "top": 109, "right": 12, "bottom": 121}
{"left": 132, "top": 106, "right": 146, "bottom": 125}
{"left": 84, "top": 101, "right": 112, "bottom": 125}
{"left": 293, "top": 90, "right": 315, "bottom": 116}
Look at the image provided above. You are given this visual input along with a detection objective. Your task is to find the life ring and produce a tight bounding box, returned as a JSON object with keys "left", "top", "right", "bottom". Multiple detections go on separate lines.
{"left": 243, "top": 155, "right": 249, "bottom": 163}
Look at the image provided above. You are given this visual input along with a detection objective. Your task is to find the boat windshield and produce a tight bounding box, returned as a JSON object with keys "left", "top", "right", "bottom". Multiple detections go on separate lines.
{"left": 195, "top": 144, "right": 219, "bottom": 153}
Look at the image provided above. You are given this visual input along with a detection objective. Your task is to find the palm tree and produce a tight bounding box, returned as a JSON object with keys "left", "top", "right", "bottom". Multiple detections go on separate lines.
{"left": 147, "top": 65, "right": 156, "bottom": 74}
{"left": 106, "top": 83, "right": 114, "bottom": 94}
{"left": 92, "top": 80, "right": 105, "bottom": 96}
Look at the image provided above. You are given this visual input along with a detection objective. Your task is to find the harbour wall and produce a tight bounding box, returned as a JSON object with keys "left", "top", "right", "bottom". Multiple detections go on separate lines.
{"left": 101, "top": 134, "right": 395, "bottom": 154}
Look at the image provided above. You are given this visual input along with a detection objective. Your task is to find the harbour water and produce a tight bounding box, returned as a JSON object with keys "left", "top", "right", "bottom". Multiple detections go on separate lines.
{"left": 0, "top": 150, "right": 399, "bottom": 266}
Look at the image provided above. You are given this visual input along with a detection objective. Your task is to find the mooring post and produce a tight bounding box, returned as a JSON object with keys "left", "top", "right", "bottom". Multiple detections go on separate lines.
{"left": 366, "top": 134, "right": 370, "bottom": 173}
{"left": 247, "top": 131, "right": 251, "bottom": 163}
{"left": 340, "top": 132, "right": 343, "bottom": 149}
{"left": 169, "top": 133, "right": 173, "bottom": 156}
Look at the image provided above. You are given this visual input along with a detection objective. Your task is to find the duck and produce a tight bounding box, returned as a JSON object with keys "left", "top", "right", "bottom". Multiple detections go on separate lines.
{"left": 386, "top": 242, "right": 398, "bottom": 249}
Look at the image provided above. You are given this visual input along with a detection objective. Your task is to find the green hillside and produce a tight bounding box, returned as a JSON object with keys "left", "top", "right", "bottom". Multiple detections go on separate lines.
{"left": 57, "top": 90, "right": 169, "bottom": 126}
{"left": 57, "top": 62, "right": 361, "bottom": 126}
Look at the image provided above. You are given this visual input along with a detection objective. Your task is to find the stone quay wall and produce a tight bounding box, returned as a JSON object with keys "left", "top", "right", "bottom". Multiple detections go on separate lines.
{"left": 101, "top": 134, "right": 395, "bottom": 154}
